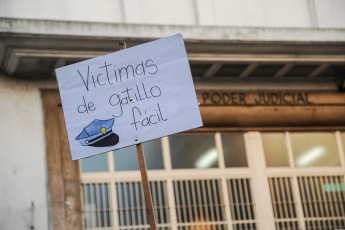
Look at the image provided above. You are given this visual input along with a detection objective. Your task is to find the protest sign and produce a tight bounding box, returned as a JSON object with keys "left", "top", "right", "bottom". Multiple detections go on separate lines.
{"left": 56, "top": 34, "right": 203, "bottom": 160}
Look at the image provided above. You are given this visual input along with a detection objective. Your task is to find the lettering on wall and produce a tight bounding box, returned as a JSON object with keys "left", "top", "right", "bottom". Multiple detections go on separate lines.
{"left": 200, "top": 92, "right": 313, "bottom": 106}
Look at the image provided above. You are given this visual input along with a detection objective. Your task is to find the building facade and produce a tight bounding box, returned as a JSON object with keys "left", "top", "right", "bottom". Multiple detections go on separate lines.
{"left": 1, "top": 1, "right": 345, "bottom": 230}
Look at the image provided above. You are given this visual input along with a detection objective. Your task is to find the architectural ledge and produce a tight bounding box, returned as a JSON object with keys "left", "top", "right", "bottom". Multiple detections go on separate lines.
{"left": 1, "top": 17, "right": 345, "bottom": 42}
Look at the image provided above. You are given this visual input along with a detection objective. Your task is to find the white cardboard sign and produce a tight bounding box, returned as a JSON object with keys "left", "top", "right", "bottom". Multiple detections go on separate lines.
{"left": 56, "top": 34, "right": 203, "bottom": 160}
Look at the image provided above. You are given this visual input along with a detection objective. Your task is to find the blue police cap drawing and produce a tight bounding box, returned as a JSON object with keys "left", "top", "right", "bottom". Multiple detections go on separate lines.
{"left": 75, "top": 118, "right": 119, "bottom": 147}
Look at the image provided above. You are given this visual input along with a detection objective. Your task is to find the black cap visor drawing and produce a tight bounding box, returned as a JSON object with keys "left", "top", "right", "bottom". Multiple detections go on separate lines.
{"left": 75, "top": 118, "right": 119, "bottom": 147}
{"left": 88, "top": 132, "right": 119, "bottom": 147}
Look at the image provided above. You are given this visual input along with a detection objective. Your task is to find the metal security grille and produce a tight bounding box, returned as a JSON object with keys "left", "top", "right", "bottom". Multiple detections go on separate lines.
{"left": 115, "top": 181, "right": 170, "bottom": 230}
{"left": 82, "top": 183, "right": 111, "bottom": 229}
{"left": 268, "top": 177, "right": 299, "bottom": 230}
{"left": 297, "top": 175, "right": 345, "bottom": 230}
{"left": 227, "top": 178, "right": 257, "bottom": 230}
{"left": 173, "top": 179, "right": 226, "bottom": 230}
{"left": 80, "top": 132, "right": 345, "bottom": 230}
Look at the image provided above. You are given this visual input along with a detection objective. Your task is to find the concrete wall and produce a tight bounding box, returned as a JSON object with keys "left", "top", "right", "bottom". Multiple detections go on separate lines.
{"left": 0, "top": 74, "right": 56, "bottom": 230}
{"left": 315, "top": 0, "right": 345, "bottom": 28}
{"left": 0, "top": 0, "right": 344, "bottom": 28}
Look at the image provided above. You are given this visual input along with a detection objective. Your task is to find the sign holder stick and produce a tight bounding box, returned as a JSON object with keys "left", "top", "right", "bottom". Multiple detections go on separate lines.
{"left": 119, "top": 41, "right": 157, "bottom": 230}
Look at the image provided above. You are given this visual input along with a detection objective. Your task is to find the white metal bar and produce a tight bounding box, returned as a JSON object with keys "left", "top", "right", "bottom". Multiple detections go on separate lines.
{"left": 206, "top": 180, "right": 215, "bottom": 222}
{"left": 285, "top": 132, "right": 295, "bottom": 168}
{"left": 162, "top": 137, "right": 172, "bottom": 171}
{"left": 191, "top": 180, "right": 199, "bottom": 223}
{"left": 81, "top": 184, "right": 86, "bottom": 229}
{"left": 338, "top": 176, "right": 345, "bottom": 217}
{"left": 133, "top": 182, "right": 140, "bottom": 225}
{"left": 201, "top": 180, "right": 210, "bottom": 222}
{"left": 185, "top": 180, "right": 193, "bottom": 222}
{"left": 211, "top": 180, "right": 220, "bottom": 222}
{"left": 325, "top": 176, "right": 335, "bottom": 217}
{"left": 123, "top": 183, "right": 130, "bottom": 226}
{"left": 221, "top": 178, "right": 234, "bottom": 230}
{"left": 311, "top": 177, "right": 323, "bottom": 227}
{"left": 265, "top": 167, "right": 345, "bottom": 177}
{"left": 245, "top": 132, "right": 275, "bottom": 230}
{"left": 118, "top": 224, "right": 170, "bottom": 230}
{"left": 95, "top": 184, "right": 102, "bottom": 227}
{"left": 80, "top": 168, "right": 254, "bottom": 182}
{"left": 268, "top": 178, "right": 277, "bottom": 220}
{"left": 233, "top": 179, "right": 241, "bottom": 224}
{"left": 83, "top": 184, "right": 91, "bottom": 228}
{"left": 151, "top": 182, "right": 159, "bottom": 223}
{"left": 80, "top": 184, "right": 86, "bottom": 230}
{"left": 319, "top": 177, "right": 331, "bottom": 220}
{"left": 101, "top": 184, "right": 107, "bottom": 228}
{"left": 196, "top": 180, "right": 204, "bottom": 221}
{"left": 140, "top": 181, "right": 148, "bottom": 226}
{"left": 304, "top": 177, "right": 315, "bottom": 219}
{"left": 90, "top": 184, "right": 96, "bottom": 228}
{"left": 309, "top": 177, "right": 321, "bottom": 227}
{"left": 174, "top": 181, "right": 182, "bottom": 224}
{"left": 335, "top": 131, "right": 345, "bottom": 168}
{"left": 164, "top": 178, "right": 177, "bottom": 226}
{"left": 244, "top": 179, "right": 253, "bottom": 222}
{"left": 302, "top": 216, "right": 345, "bottom": 221}
{"left": 307, "top": 177, "right": 317, "bottom": 230}
{"left": 275, "top": 178, "right": 283, "bottom": 221}
{"left": 157, "top": 181, "right": 164, "bottom": 224}
{"left": 108, "top": 151, "right": 115, "bottom": 172}
{"left": 329, "top": 176, "right": 340, "bottom": 217}
{"left": 215, "top": 132, "right": 225, "bottom": 170}
{"left": 280, "top": 178, "right": 290, "bottom": 220}
{"left": 246, "top": 179, "right": 256, "bottom": 230}
{"left": 175, "top": 221, "right": 227, "bottom": 227}
{"left": 180, "top": 181, "right": 188, "bottom": 224}
{"left": 128, "top": 182, "right": 135, "bottom": 225}
{"left": 292, "top": 176, "right": 306, "bottom": 230}
{"left": 313, "top": 177, "right": 324, "bottom": 218}
{"left": 116, "top": 183, "right": 124, "bottom": 226}
{"left": 284, "top": 177, "right": 294, "bottom": 220}
{"left": 238, "top": 179, "right": 247, "bottom": 222}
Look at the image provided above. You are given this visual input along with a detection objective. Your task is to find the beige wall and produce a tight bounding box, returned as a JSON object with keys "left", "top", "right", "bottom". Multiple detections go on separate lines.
{"left": 0, "top": 74, "right": 56, "bottom": 229}
{"left": 0, "top": 0, "right": 344, "bottom": 28}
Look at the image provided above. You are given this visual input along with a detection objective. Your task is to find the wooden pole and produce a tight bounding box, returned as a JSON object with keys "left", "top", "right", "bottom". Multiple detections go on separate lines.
{"left": 136, "top": 143, "right": 157, "bottom": 230}
{"left": 119, "top": 41, "right": 157, "bottom": 230}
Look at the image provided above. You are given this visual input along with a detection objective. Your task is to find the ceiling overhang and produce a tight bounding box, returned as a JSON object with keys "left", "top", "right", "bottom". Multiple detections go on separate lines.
{"left": 1, "top": 18, "right": 345, "bottom": 88}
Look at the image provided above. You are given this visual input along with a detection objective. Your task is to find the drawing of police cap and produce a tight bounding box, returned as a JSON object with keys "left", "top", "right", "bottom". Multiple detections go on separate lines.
{"left": 75, "top": 118, "right": 119, "bottom": 147}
